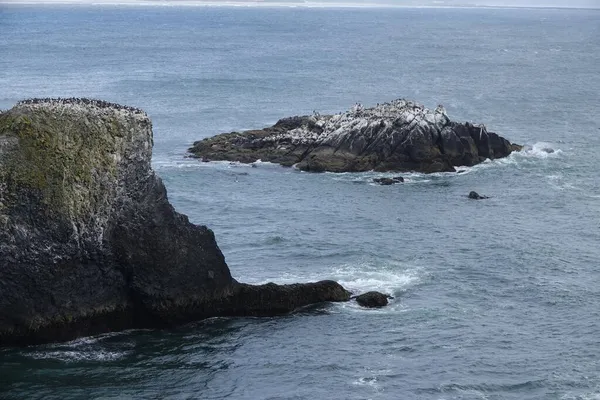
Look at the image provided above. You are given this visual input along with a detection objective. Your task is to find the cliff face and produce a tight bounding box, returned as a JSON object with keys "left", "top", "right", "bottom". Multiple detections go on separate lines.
{"left": 0, "top": 99, "right": 349, "bottom": 346}
{"left": 189, "top": 99, "right": 521, "bottom": 173}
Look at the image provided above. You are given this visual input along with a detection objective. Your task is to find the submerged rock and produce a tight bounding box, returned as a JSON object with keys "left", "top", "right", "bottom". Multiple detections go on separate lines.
{"left": 373, "top": 176, "right": 404, "bottom": 185}
{"left": 0, "top": 98, "right": 350, "bottom": 346}
{"left": 189, "top": 99, "right": 521, "bottom": 173}
{"left": 353, "top": 291, "right": 393, "bottom": 308}
{"left": 468, "top": 191, "right": 489, "bottom": 200}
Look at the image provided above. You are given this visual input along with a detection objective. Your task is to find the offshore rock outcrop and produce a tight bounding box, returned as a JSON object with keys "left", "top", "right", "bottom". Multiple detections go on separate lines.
{"left": 373, "top": 177, "right": 404, "bottom": 185}
{"left": 468, "top": 191, "right": 489, "bottom": 200}
{"left": 0, "top": 98, "right": 350, "bottom": 346}
{"left": 353, "top": 291, "right": 393, "bottom": 308}
{"left": 189, "top": 99, "right": 521, "bottom": 173}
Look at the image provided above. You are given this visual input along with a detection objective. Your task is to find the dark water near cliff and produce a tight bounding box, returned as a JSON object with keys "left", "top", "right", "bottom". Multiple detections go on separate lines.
{"left": 2, "top": 4, "right": 600, "bottom": 399}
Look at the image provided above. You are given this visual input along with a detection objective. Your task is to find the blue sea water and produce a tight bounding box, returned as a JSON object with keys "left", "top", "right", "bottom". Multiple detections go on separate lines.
{"left": 1, "top": 4, "right": 600, "bottom": 399}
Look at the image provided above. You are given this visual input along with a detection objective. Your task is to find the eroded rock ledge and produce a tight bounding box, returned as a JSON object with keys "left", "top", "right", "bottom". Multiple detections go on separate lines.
{"left": 189, "top": 99, "right": 521, "bottom": 173}
{"left": 0, "top": 99, "right": 350, "bottom": 346}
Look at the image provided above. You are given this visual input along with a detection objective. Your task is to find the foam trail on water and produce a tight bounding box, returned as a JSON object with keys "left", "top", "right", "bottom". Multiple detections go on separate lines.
{"left": 26, "top": 349, "right": 128, "bottom": 362}
{"left": 20, "top": 330, "right": 138, "bottom": 363}
{"left": 251, "top": 260, "right": 421, "bottom": 297}
{"left": 55, "top": 331, "right": 125, "bottom": 346}
{"left": 444, "top": 141, "right": 564, "bottom": 176}
{"left": 331, "top": 261, "right": 421, "bottom": 296}
{"left": 546, "top": 173, "right": 578, "bottom": 191}
{"left": 521, "top": 142, "right": 563, "bottom": 158}
{"left": 152, "top": 156, "right": 285, "bottom": 172}
{"left": 249, "top": 159, "right": 282, "bottom": 168}
{"left": 154, "top": 140, "right": 563, "bottom": 178}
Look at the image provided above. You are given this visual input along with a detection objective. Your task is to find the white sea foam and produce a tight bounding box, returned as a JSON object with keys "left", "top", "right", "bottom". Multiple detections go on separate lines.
{"left": 152, "top": 156, "right": 283, "bottom": 172}
{"left": 54, "top": 330, "right": 136, "bottom": 346}
{"left": 26, "top": 349, "right": 128, "bottom": 362}
{"left": 437, "top": 141, "right": 564, "bottom": 176}
{"left": 152, "top": 156, "right": 208, "bottom": 170}
{"left": 21, "top": 330, "right": 138, "bottom": 362}
{"left": 331, "top": 261, "right": 420, "bottom": 296}
{"left": 352, "top": 368, "right": 391, "bottom": 394}
{"left": 59, "top": 335, "right": 104, "bottom": 346}
{"left": 248, "top": 259, "right": 421, "bottom": 299}
{"left": 546, "top": 173, "right": 578, "bottom": 191}
{"left": 521, "top": 141, "right": 563, "bottom": 158}
{"left": 328, "top": 170, "right": 435, "bottom": 186}
{"left": 353, "top": 376, "right": 379, "bottom": 387}
{"left": 250, "top": 159, "right": 281, "bottom": 168}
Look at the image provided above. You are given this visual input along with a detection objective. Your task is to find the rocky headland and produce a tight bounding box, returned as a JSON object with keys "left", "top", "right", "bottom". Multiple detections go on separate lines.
{"left": 0, "top": 98, "right": 351, "bottom": 346}
{"left": 189, "top": 99, "right": 521, "bottom": 173}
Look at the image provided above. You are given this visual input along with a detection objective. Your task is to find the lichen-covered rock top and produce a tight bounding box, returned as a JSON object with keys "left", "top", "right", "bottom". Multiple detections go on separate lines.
{"left": 1, "top": 98, "right": 152, "bottom": 248}
{"left": 189, "top": 99, "right": 521, "bottom": 173}
{"left": 0, "top": 99, "right": 350, "bottom": 346}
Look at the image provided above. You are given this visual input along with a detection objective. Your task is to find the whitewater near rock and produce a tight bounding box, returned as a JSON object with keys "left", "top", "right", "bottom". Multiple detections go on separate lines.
{"left": 190, "top": 99, "right": 521, "bottom": 173}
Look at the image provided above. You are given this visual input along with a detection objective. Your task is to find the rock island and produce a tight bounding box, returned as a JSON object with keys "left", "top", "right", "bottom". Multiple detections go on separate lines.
{"left": 189, "top": 99, "right": 521, "bottom": 173}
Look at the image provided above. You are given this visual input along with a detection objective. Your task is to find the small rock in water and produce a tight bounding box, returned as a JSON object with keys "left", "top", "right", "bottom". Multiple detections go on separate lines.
{"left": 468, "top": 191, "right": 489, "bottom": 200}
{"left": 374, "top": 178, "right": 395, "bottom": 185}
{"left": 541, "top": 147, "right": 555, "bottom": 154}
{"left": 354, "top": 291, "right": 393, "bottom": 308}
{"left": 373, "top": 176, "right": 404, "bottom": 185}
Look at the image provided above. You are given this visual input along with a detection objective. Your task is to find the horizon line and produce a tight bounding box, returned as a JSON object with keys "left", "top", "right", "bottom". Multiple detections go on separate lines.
{"left": 1, "top": 0, "right": 599, "bottom": 9}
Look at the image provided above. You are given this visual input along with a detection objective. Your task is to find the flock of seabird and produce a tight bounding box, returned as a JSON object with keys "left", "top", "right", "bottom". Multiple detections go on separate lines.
{"left": 16, "top": 98, "right": 145, "bottom": 114}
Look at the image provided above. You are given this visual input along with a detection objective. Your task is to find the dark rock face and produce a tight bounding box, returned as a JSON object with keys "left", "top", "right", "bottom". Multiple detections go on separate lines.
{"left": 0, "top": 99, "right": 350, "bottom": 346}
{"left": 222, "top": 281, "right": 351, "bottom": 317}
{"left": 354, "top": 291, "right": 393, "bottom": 308}
{"left": 189, "top": 100, "right": 521, "bottom": 173}
{"left": 468, "top": 191, "right": 489, "bottom": 200}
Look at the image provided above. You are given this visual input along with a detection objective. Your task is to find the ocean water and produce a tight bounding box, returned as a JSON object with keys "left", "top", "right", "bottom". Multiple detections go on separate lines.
{"left": 1, "top": 4, "right": 600, "bottom": 399}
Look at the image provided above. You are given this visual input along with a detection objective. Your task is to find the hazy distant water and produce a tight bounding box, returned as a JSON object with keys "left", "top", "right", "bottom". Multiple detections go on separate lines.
{"left": 2, "top": 5, "right": 600, "bottom": 399}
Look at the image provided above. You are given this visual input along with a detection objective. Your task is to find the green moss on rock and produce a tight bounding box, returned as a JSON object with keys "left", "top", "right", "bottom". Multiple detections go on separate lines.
{"left": 0, "top": 102, "right": 151, "bottom": 221}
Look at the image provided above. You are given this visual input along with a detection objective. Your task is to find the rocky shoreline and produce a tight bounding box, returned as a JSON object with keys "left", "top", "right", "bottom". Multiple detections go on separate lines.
{"left": 189, "top": 99, "right": 521, "bottom": 173}
{"left": 0, "top": 99, "right": 355, "bottom": 347}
